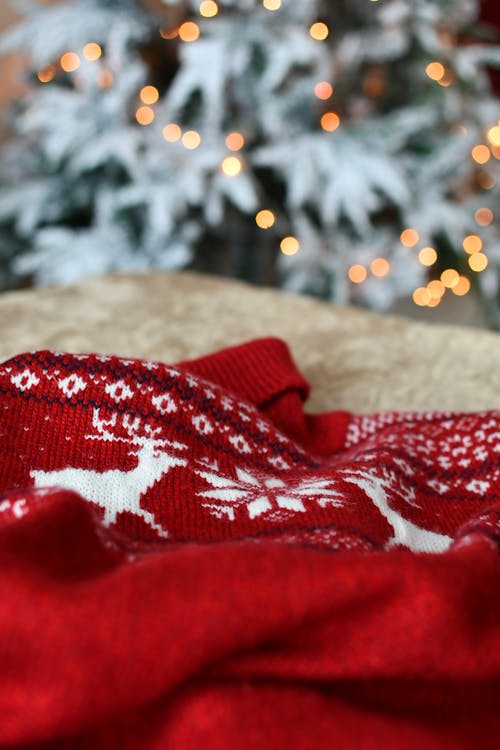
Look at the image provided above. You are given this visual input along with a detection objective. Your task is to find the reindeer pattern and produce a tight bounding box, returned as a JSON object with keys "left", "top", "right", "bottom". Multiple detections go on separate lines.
{"left": 31, "top": 408, "right": 188, "bottom": 538}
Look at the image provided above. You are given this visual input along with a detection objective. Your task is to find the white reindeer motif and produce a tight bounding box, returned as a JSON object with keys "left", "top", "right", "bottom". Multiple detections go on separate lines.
{"left": 30, "top": 408, "right": 188, "bottom": 538}
{"left": 340, "top": 469, "right": 452, "bottom": 553}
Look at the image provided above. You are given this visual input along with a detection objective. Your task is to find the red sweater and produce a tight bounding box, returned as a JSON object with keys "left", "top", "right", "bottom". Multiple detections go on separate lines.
{"left": 0, "top": 337, "right": 499, "bottom": 748}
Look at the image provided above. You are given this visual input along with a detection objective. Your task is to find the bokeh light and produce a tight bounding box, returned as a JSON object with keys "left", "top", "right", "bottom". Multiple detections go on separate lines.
{"left": 136, "top": 106, "right": 155, "bottom": 125}
{"left": 60, "top": 52, "right": 81, "bottom": 72}
{"left": 200, "top": 1, "right": 219, "bottom": 17}
{"left": 320, "top": 112, "right": 340, "bottom": 131}
{"left": 225, "top": 132, "right": 245, "bottom": 151}
{"left": 280, "top": 236, "right": 300, "bottom": 255}
{"left": 471, "top": 145, "right": 490, "bottom": 165}
{"left": 314, "top": 81, "right": 333, "bottom": 100}
{"left": 179, "top": 22, "right": 200, "bottom": 42}
{"left": 348, "top": 265, "right": 367, "bottom": 283}
{"left": 221, "top": 156, "right": 242, "bottom": 176}
{"left": 182, "top": 130, "right": 201, "bottom": 149}
{"left": 310, "top": 22, "right": 329, "bottom": 40}
{"left": 370, "top": 258, "right": 390, "bottom": 277}
{"left": 474, "top": 208, "right": 493, "bottom": 226}
{"left": 255, "top": 210, "right": 275, "bottom": 229}
{"left": 162, "top": 123, "right": 182, "bottom": 142}
{"left": 400, "top": 228, "right": 419, "bottom": 247}
{"left": 83, "top": 43, "right": 102, "bottom": 61}
{"left": 418, "top": 247, "right": 437, "bottom": 266}
{"left": 425, "top": 62, "right": 445, "bottom": 81}
{"left": 140, "top": 85, "right": 159, "bottom": 104}
{"left": 462, "top": 234, "right": 482, "bottom": 254}
{"left": 468, "top": 253, "right": 488, "bottom": 272}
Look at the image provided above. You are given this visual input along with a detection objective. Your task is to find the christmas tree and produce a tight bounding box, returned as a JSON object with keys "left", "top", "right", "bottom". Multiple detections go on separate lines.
{"left": 1, "top": 0, "right": 500, "bottom": 325}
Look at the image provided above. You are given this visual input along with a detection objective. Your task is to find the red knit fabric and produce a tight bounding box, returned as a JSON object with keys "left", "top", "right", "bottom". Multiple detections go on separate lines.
{"left": 0, "top": 337, "right": 499, "bottom": 749}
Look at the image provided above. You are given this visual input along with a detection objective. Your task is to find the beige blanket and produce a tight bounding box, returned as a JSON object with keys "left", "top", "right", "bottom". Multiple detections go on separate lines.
{"left": 0, "top": 271, "right": 498, "bottom": 414}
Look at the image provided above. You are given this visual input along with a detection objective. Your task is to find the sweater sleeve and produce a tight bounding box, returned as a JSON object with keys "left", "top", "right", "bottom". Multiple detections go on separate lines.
{"left": 177, "top": 336, "right": 351, "bottom": 455}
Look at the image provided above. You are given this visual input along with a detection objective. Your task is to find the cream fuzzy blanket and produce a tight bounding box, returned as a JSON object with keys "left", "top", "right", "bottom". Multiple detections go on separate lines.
{"left": 0, "top": 271, "right": 498, "bottom": 414}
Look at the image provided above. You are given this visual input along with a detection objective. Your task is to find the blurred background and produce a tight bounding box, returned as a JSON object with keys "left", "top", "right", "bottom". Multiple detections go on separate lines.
{"left": 0, "top": 0, "right": 499, "bottom": 328}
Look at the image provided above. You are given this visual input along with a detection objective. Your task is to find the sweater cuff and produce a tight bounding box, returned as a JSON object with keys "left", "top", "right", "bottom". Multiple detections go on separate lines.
{"left": 176, "top": 337, "right": 310, "bottom": 408}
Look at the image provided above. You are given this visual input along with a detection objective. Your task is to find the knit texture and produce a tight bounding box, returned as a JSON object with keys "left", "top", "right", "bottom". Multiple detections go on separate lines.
{"left": 0, "top": 337, "right": 499, "bottom": 748}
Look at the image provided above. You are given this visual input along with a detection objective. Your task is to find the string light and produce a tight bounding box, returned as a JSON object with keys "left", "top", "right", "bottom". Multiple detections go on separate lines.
{"left": 160, "top": 27, "right": 179, "bottom": 40}
{"left": 314, "top": 81, "right": 333, "bottom": 100}
{"left": 162, "top": 123, "right": 182, "bottom": 142}
{"left": 425, "top": 62, "right": 445, "bottom": 81}
{"left": 370, "top": 258, "right": 390, "bottom": 277}
{"left": 255, "top": 210, "right": 275, "bottom": 229}
{"left": 199, "top": 1, "right": 219, "bottom": 17}
{"left": 320, "top": 112, "right": 340, "bottom": 131}
{"left": 413, "top": 287, "right": 431, "bottom": 306}
{"left": 427, "top": 280, "right": 445, "bottom": 299}
{"left": 221, "top": 156, "right": 242, "bottom": 176}
{"left": 96, "top": 70, "right": 113, "bottom": 88}
{"left": 452, "top": 276, "right": 471, "bottom": 296}
{"left": 82, "top": 42, "right": 102, "bottom": 61}
{"left": 471, "top": 145, "right": 490, "bottom": 165}
{"left": 491, "top": 145, "right": 500, "bottom": 160}
{"left": 462, "top": 234, "right": 482, "bottom": 254}
{"left": 440, "top": 269, "right": 459, "bottom": 288}
{"left": 486, "top": 125, "right": 500, "bottom": 146}
{"left": 37, "top": 65, "right": 56, "bottom": 83}
{"left": 348, "top": 264, "right": 367, "bottom": 283}
{"left": 225, "top": 132, "right": 245, "bottom": 151}
{"left": 263, "top": 0, "right": 281, "bottom": 9}
{"left": 418, "top": 247, "right": 437, "bottom": 266}
{"left": 309, "top": 22, "right": 329, "bottom": 41}
{"left": 468, "top": 253, "right": 488, "bottom": 272}
{"left": 400, "top": 228, "right": 419, "bottom": 247}
{"left": 280, "top": 236, "right": 300, "bottom": 255}
{"left": 427, "top": 296, "right": 441, "bottom": 308}
{"left": 437, "top": 69, "right": 454, "bottom": 87}
{"left": 475, "top": 207, "right": 493, "bottom": 226}
{"left": 60, "top": 52, "right": 81, "bottom": 72}
{"left": 136, "top": 106, "right": 155, "bottom": 125}
{"left": 477, "top": 171, "right": 496, "bottom": 189}
{"left": 140, "top": 85, "right": 159, "bottom": 104}
{"left": 182, "top": 130, "right": 201, "bottom": 149}
{"left": 179, "top": 22, "right": 200, "bottom": 42}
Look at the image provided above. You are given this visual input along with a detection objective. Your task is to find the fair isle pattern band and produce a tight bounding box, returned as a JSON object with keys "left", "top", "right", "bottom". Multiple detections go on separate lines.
{"left": 0, "top": 341, "right": 499, "bottom": 554}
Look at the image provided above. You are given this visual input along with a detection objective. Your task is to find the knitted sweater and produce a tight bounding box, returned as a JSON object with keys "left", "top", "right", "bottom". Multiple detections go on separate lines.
{"left": 0, "top": 337, "right": 499, "bottom": 748}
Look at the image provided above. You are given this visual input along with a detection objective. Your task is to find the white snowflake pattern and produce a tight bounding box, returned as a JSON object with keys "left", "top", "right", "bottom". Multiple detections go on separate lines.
{"left": 195, "top": 464, "right": 344, "bottom": 521}
{"left": 151, "top": 392, "right": 177, "bottom": 414}
{"left": 105, "top": 380, "right": 134, "bottom": 402}
{"left": 466, "top": 479, "right": 490, "bottom": 495}
{"left": 268, "top": 455, "right": 291, "bottom": 470}
{"left": 57, "top": 374, "right": 87, "bottom": 398}
{"left": 221, "top": 396, "right": 234, "bottom": 411}
{"left": 192, "top": 414, "right": 214, "bottom": 435}
{"left": 229, "top": 434, "right": 252, "bottom": 454}
{"left": 11, "top": 369, "right": 40, "bottom": 391}
{"left": 256, "top": 419, "right": 269, "bottom": 433}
